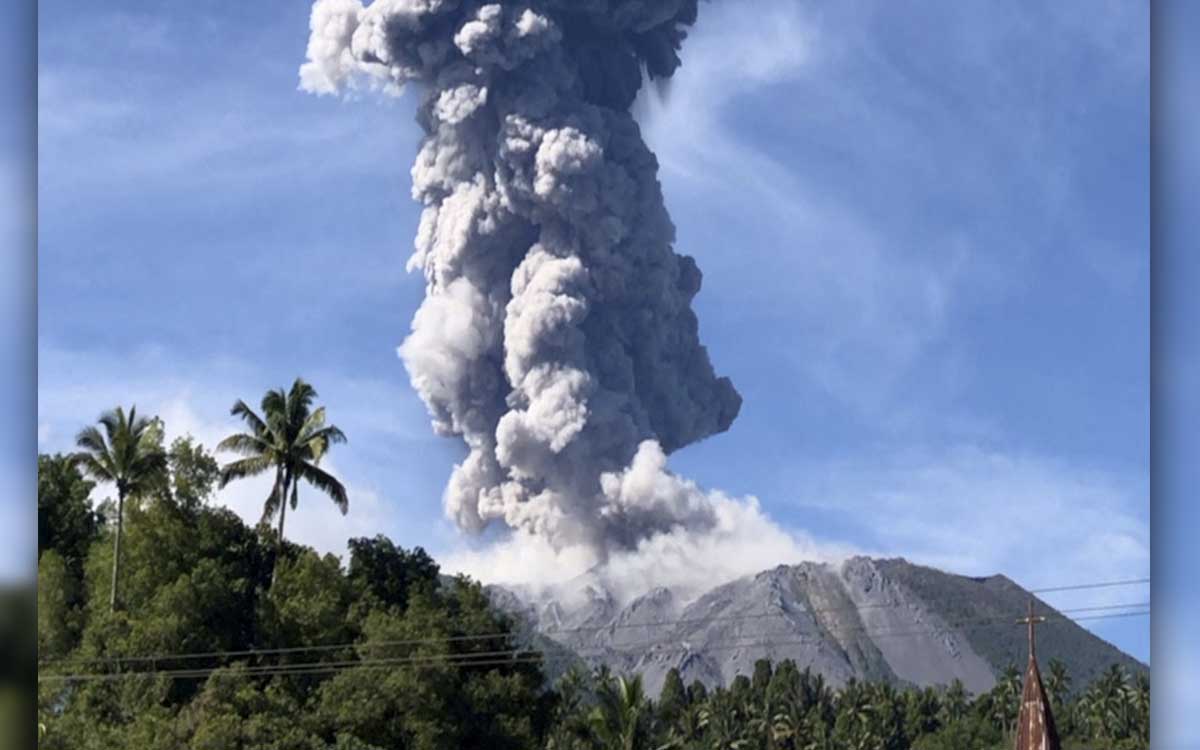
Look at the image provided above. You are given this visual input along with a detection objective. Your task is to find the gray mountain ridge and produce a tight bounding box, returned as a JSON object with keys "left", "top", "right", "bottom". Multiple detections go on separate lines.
{"left": 486, "top": 556, "right": 1147, "bottom": 696}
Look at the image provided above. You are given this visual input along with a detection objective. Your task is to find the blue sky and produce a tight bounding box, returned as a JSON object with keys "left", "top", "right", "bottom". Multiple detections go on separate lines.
{"left": 30, "top": 1, "right": 1149, "bottom": 664}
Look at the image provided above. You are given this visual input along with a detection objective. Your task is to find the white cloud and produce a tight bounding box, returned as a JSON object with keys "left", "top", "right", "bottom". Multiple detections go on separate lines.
{"left": 783, "top": 443, "right": 1149, "bottom": 611}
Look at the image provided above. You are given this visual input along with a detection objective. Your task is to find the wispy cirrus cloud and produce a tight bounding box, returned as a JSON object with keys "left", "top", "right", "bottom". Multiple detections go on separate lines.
{"left": 779, "top": 443, "right": 1148, "bottom": 607}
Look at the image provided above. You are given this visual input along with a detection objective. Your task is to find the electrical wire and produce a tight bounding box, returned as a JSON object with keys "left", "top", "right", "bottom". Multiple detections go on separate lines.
{"left": 38, "top": 574, "right": 1152, "bottom": 669}
{"left": 37, "top": 608, "right": 1148, "bottom": 684}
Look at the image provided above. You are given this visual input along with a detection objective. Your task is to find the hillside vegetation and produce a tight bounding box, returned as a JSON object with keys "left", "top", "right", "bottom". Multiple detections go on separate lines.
{"left": 36, "top": 410, "right": 1149, "bottom": 749}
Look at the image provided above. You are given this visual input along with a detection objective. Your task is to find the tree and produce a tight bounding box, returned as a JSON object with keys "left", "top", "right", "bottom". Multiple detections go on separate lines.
{"left": 316, "top": 578, "right": 547, "bottom": 750}
{"left": 346, "top": 535, "right": 439, "bottom": 614}
{"left": 991, "top": 664, "right": 1021, "bottom": 735}
{"left": 903, "top": 687, "right": 942, "bottom": 741}
{"left": 1128, "top": 672, "right": 1150, "bottom": 745}
{"left": 164, "top": 436, "right": 220, "bottom": 511}
{"left": 38, "top": 453, "right": 99, "bottom": 569}
{"left": 939, "top": 679, "right": 968, "bottom": 725}
{"left": 588, "top": 673, "right": 655, "bottom": 750}
{"left": 657, "top": 667, "right": 687, "bottom": 728}
{"left": 73, "top": 405, "right": 168, "bottom": 612}
{"left": 218, "top": 378, "right": 347, "bottom": 582}
{"left": 37, "top": 551, "right": 81, "bottom": 657}
{"left": 1081, "top": 663, "right": 1137, "bottom": 744}
{"left": 752, "top": 658, "right": 774, "bottom": 696}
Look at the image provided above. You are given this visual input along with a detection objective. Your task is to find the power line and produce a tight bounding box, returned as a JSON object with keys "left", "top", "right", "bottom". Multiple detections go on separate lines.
{"left": 39, "top": 573, "right": 1152, "bottom": 669}
{"left": 1027, "top": 578, "right": 1150, "bottom": 594}
{"left": 551, "top": 610, "right": 1150, "bottom": 660}
{"left": 40, "top": 655, "right": 548, "bottom": 684}
{"left": 38, "top": 608, "right": 1148, "bottom": 684}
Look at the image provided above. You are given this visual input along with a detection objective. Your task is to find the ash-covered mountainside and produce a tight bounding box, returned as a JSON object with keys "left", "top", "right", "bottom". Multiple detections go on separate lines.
{"left": 488, "top": 557, "right": 1146, "bottom": 695}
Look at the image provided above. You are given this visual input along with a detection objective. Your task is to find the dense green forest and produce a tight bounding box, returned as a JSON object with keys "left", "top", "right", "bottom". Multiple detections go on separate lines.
{"left": 37, "top": 400, "right": 1150, "bottom": 749}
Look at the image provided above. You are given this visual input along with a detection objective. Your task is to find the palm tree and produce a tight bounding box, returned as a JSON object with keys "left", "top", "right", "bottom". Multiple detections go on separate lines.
{"left": 940, "top": 679, "right": 969, "bottom": 725}
{"left": 1046, "top": 659, "right": 1071, "bottom": 708}
{"left": 217, "top": 378, "right": 347, "bottom": 581}
{"left": 74, "top": 405, "right": 168, "bottom": 612}
{"left": 588, "top": 673, "right": 656, "bottom": 750}
{"left": 991, "top": 664, "right": 1022, "bottom": 735}
{"left": 668, "top": 703, "right": 707, "bottom": 748}
{"left": 698, "top": 697, "right": 745, "bottom": 750}
{"left": 1129, "top": 672, "right": 1150, "bottom": 743}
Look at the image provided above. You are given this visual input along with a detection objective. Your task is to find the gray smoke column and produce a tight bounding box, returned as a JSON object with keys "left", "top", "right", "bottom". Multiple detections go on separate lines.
{"left": 300, "top": 0, "right": 741, "bottom": 565}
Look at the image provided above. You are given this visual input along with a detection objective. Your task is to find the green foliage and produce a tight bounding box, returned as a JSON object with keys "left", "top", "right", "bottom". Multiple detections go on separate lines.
{"left": 217, "top": 378, "right": 349, "bottom": 575}
{"left": 540, "top": 655, "right": 1150, "bottom": 750}
{"left": 260, "top": 550, "right": 353, "bottom": 651}
{"left": 37, "top": 414, "right": 549, "bottom": 749}
{"left": 588, "top": 673, "right": 656, "bottom": 750}
{"left": 73, "top": 405, "right": 170, "bottom": 612}
{"left": 36, "top": 411, "right": 1152, "bottom": 750}
{"left": 37, "top": 551, "right": 82, "bottom": 657}
{"left": 310, "top": 577, "right": 548, "bottom": 750}
{"left": 73, "top": 407, "right": 169, "bottom": 501}
{"left": 911, "top": 717, "right": 1002, "bottom": 750}
{"left": 163, "top": 436, "right": 220, "bottom": 511}
{"left": 657, "top": 667, "right": 687, "bottom": 727}
{"left": 346, "top": 535, "right": 439, "bottom": 615}
{"left": 37, "top": 454, "right": 99, "bottom": 571}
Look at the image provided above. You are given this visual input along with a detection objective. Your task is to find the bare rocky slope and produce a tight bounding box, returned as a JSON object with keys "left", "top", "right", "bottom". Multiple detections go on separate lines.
{"left": 487, "top": 557, "right": 1146, "bottom": 696}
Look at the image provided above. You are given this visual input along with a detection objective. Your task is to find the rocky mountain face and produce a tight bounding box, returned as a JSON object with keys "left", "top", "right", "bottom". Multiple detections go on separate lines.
{"left": 488, "top": 557, "right": 1146, "bottom": 696}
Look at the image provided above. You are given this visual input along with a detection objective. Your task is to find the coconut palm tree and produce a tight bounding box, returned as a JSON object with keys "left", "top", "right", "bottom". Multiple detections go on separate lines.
{"left": 940, "top": 679, "right": 969, "bottom": 725}
{"left": 1045, "top": 658, "right": 1072, "bottom": 732}
{"left": 74, "top": 405, "right": 168, "bottom": 612}
{"left": 698, "top": 697, "right": 745, "bottom": 750}
{"left": 1046, "top": 659, "right": 1071, "bottom": 709}
{"left": 217, "top": 378, "right": 347, "bottom": 581}
{"left": 665, "top": 703, "right": 707, "bottom": 749}
{"left": 992, "top": 664, "right": 1022, "bottom": 734}
{"left": 588, "top": 673, "right": 657, "bottom": 750}
{"left": 1129, "top": 672, "right": 1150, "bottom": 743}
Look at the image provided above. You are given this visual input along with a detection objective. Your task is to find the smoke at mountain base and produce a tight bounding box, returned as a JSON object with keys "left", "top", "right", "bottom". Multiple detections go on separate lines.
{"left": 300, "top": 0, "right": 831, "bottom": 591}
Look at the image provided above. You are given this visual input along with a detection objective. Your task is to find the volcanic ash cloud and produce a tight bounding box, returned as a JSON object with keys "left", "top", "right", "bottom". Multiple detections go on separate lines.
{"left": 300, "top": 0, "right": 746, "bottom": 571}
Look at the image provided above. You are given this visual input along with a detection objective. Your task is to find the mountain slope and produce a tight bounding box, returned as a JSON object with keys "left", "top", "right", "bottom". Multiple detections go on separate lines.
{"left": 489, "top": 556, "right": 1146, "bottom": 696}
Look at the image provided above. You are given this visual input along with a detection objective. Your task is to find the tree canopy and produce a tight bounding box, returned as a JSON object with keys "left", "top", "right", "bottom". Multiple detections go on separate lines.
{"left": 36, "top": 413, "right": 1150, "bottom": 750}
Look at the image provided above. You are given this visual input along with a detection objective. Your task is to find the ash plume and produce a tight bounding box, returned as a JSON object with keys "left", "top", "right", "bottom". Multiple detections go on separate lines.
{"left": 300, "top": 0, "right": 745, "bottom": 569}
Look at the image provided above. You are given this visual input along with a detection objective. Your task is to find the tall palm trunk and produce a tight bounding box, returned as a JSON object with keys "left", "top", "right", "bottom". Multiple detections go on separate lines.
{"left": 109, "top": 486, "right": 125, "bottom": 612}
{"left": 271, "top": 470, "right": 295, "bottom": 587}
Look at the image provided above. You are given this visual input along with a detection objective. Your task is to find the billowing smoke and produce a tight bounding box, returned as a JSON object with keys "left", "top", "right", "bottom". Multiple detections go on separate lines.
{"left": 300, "top": 0, "right": 759, "bottom": 577}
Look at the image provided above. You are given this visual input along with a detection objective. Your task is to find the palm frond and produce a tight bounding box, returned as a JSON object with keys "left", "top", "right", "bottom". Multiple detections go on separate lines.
{"left": 286, "top": 379, "right": 318, "bottom": 439}
{"left": 217, "top": 432, "right": 275, "bottom": 458}
{"left": 74, "top": 425, "right": 111, "bottom": 456}
{"left": 296, "top": 461, "right": 349, "bottom": 515}
{"left": 298, "top": 406, "right": 326, "bottom": 437}
{"left": 229, "top": 399, "right": 272, "bottom": 438}
{"left": 127, "top": 409, "right": 155, "bottom": 440}
{"left": 301, "top": 425, "right": 347, "bottom": 462}
{"left": 218, "top": 455, "right": 275, "bottom": 488}
{"left": 97, "top": 407, "right": 124, "bottom": 444}
{"left": 73, "top": 453, "right": 116, "bottom": 484}
{"left": 289, "top": 378, "right": 317, "bottom": 412}
{"left": 261, "top": 388, "right": 288, "bottom": 421}
{"left": 260, "top": 468, "right": 285, "bottom": 525}
{"left": 128, "top": 449, "right": 168, "bottom": 486}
